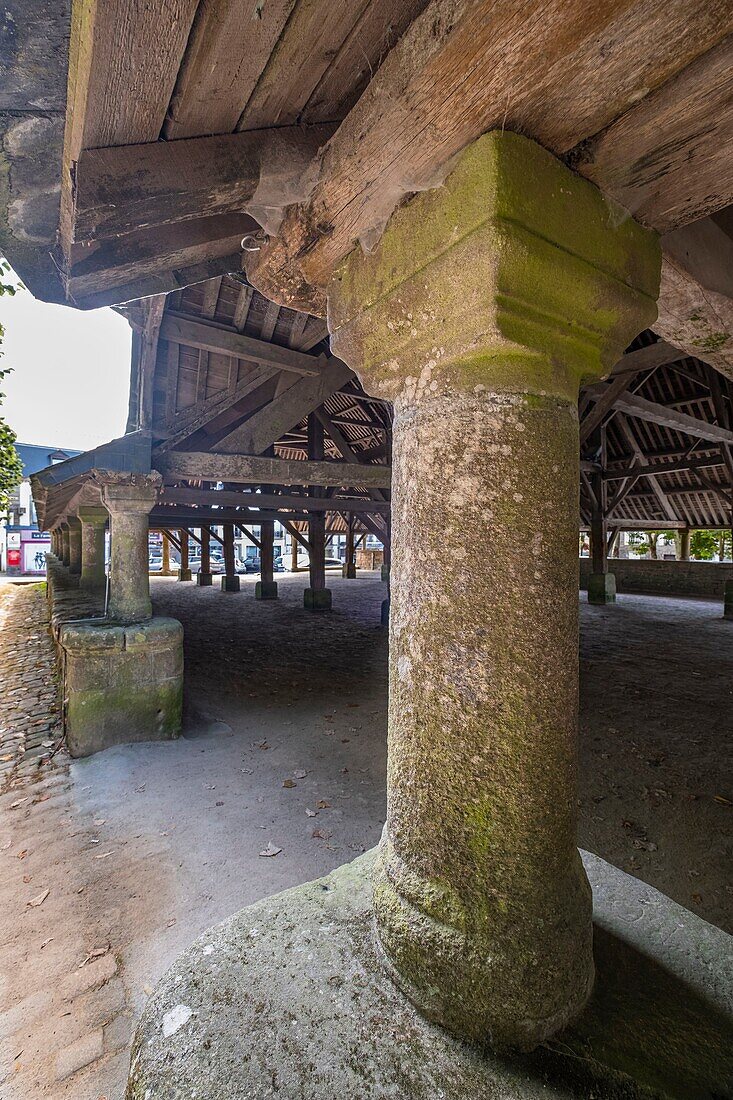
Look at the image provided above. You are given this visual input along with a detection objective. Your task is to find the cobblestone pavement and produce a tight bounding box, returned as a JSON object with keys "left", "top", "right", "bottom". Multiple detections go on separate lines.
{"left": 0, "top": 584, "right": 136, "bottom": 1099}
{"left": 0, "top": 586, "right": 63, "bottom": 784}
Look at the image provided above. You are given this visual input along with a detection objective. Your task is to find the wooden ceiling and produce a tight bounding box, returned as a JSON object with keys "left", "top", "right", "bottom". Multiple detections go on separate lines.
{"left": 3, "top": 1, "right": 733, "bottom": 383}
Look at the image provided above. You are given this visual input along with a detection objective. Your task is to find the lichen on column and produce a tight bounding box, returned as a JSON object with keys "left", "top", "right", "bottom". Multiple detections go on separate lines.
{"left": 97, "top": 472, "right": 161, "bottom": 624}
{"left": 329, "top": 131, "right": 660, "bottom": 1051}
{"left": 78, "top": 505, "right": 108, "bottom": 593}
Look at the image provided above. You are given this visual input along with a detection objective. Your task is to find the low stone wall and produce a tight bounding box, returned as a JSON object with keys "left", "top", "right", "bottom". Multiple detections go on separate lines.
{"left": 579, "top": 556, "right": 733, "bottom": 598}
{"left": 46, "top": 555, "right": 183, "bottom": 758}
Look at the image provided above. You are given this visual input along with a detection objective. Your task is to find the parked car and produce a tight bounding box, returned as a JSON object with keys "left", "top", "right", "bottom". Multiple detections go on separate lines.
{"left": 295, "top": 555, "right": 344, "bottom": 571}
{"left": 237, "top": 555, "right": 285, "bottom": 574}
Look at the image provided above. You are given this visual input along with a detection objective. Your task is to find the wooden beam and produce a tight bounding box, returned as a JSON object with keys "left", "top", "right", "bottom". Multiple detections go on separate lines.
{"left": 614, "top": 414, "right": 679, "bottom": 522}
{"left": 245, "top": 0, "right": 733, "bottom": 310}
{"left": 127, "top": 294, "right": 166, "bottom": 433}
{"left": 605, "top": 455, "right": 725, "bottom": 480}
{"left": 71, "top": 126, "right": 333, "bottom": 242}
{"left": 158, "top": 486, "right": 389, "bottom": 514}
{"left": 160, "top": 313, "right": 327, "bottom": 377}
{"left": 579, "top": 371, "right": 638, "bottom": 446}
{"left": 569, "top": 37, "right": 733, "bottom": 233}
{"left": 607, "top": 340, "right": 689, "bottom": 377}
{"left": 155, "top": 451, "right": 391, "bottom": 489}
{"left": 216, "top": 357, "right": 354, "bottom": 455}
{"left": 584, "top": 384, "right": 733, "bottom": 445}
{"left": 156, "top": 366, "right": 278, "bottom": 451}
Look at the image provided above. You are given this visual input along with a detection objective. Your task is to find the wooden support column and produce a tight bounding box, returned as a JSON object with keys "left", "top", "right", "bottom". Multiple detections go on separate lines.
{"left": 256, "top": 520, "right": 278, "bottom": 600}
{"left": 304, "top": 414, "right": 331, "bottom": 610}
{"left": 588, "top": 428, "right": 616, "bottom": 605}
{"left": 178, "top": 528, "right": 192, "bottom": 581}
{"left": 197, "top": 525, "right": 213, "bottom": 586}
{"left": 679, "top": 527, "right": 691, "bottom": 561}
{"left": 161, "top": 533, "right": 173, "bottom": 576}
{"left": 343, "top": 515, "right": 357, "bottom": 579}
{"left": 221, "top": 522, "right": 240, "bottom": 592}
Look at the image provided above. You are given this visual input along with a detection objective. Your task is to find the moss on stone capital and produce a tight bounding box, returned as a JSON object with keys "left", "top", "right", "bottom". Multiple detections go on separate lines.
{"left": 328, "top": 131, "right": 661, "bottom": 403}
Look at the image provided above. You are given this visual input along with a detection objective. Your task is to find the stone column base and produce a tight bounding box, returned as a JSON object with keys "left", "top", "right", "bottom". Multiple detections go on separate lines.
{"left": 221, "top": 575, "right": 240, "bottom": 592}
{"left": 343, "top": 562, "right": 357, "bottom": 579}
{"left": 178, "top": 568, "right": 192, "bottom": 582}
{"left": 724, "top": 580, "right": 733, "bottom": 620}
{"left": 381, "top": 597, "right": 390, "bottom": 626}
{"left": 125, "top": 848, "right": 733, "bottom": 1100}
{"left": 196, "top": 572, "right": 213, "bottom": 587}
{"left": 255, "top": 580, "right": 279, "bottom": 600}
{"left": 380, "top": 564, "right": 390, "bottom": 582}
{"left": 59, "top": 617, "right": 183, "bottom": 759}
{"left": 304, "top": 588, "right": 331, "bottom": 611}
{"left": 588, "top": 573, "right": 617, "bottom": 604}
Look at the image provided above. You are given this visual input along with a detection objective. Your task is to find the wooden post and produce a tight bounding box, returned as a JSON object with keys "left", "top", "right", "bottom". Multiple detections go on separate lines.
{"left": 305, "top": 414, "right": 331, "bottom": 610}
{"left": 344, "top": 515, "right": 357, "bottom": 578}
{"left": 178, "top": 528, "right": 192, "bottom": 581}
{"left": 256, "top": 519, "right": 278, "bottom": 599}
{"left": 679, "top": 527, "right": 691, "bottom": 561}
{"left": 221, "top": 522, "right": 240, "bottom": 591}
{"left": 588, "top": 427, "right": 616, "bottom": 604}
{"left": 161, "top": 532, "right": 172, "bottom": 575}
{"left": 197, "top": 525, "right": 213, "bottom": 586}
{"left": 291, "top": 533, "right": 299, "bottom": 572}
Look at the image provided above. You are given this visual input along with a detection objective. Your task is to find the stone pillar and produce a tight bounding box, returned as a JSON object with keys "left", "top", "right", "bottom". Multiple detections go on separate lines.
{"left": 680, "top": 527, "right": 691, "bottom": 561}
{"left": 68, "top": 518, "right": 82, "bottom": 575}
{"left": 256, "top": 520, "right": 278, "bottom": 599}
{"left": 178, "top": 528, "right": 192, "bottom": 581}
{"left": 78, "top": 506, "right": 108, "bottom": 593}
{"left": 343, "top": 516, "right": 357, "bottom": 578}
{"left": 61, "top": 523, "right": 71, "bottom": 567}
{"left": 329, "top": 132, "right": 660, "bottom": 1050}
{"left": 221, "top": 523, "right": 240, "bottom": 592}
{"left": 724, "top": 580, "right": 733, "bottom": 620}
{"left": 100, "top": 474, "right": 161, "bottom": 624}
{"left": 197, "top": 526, "right": 213, "bottom": 586}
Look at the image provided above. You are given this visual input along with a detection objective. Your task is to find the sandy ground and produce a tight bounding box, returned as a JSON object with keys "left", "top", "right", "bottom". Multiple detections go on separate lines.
{"left": 0, "top": 573, "right": 730, "bottom": 1098}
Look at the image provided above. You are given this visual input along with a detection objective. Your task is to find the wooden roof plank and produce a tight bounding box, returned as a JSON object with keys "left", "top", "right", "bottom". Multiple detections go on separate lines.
{"left": 246, "top": 0, "right": 733, "bottom": 309}
{"left": 159, "top": 313, "right": 329, "bottom": 376}
{"left": 155, "top": 451, "right": 391, "bottom": 488}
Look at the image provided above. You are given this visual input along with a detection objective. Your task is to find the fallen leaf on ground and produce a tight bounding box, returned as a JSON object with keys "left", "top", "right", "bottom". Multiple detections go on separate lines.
{"left": 259, "top": 842, "right": 282, "bottom": 858}
{"left": 167, "top": 918, "right": 177, "bottom": 928}
{"left": 79, "top": 947, "right": 109, "bottom": 967}
{"left": 40, "top": 937, "right": 53, "bottom": 949}
{"left": 714, "top": 794, "right": 732, "bottom": 806}
{"left": 27, "top": 888, "right": 49, "bottom": 908}
{"left": 293, "top": 769, "right": 307, "bottom": 779}
{"left": 305, "top": 808, "right": 317, "bottom": 818}
{"left": 10, "top": 798, "right": 28, "bottom": 809}
{"left": 316, "top": 800, "right": 331, "bottom": 809}
{"left": 17, "top": 849, "right": 27, "bottom": 859}
{"left": 312, "top": 829, "right": 330, "bottom": 840}
{"left": 94, "top": 851, "right": 112, "bottom": 859}
{"left": 0, "top": 839, "right": 11, "bottom": 851}
{"left": 282, "top": 779, "right": 297, "bottom": 788}
{"left": 93, "top": 819, "right": 106, "bottom": 826}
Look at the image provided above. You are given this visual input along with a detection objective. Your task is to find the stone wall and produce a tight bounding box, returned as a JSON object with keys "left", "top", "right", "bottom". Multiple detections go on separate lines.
{"left": 579, "top": 557, "right": 733, "bottom": 598}
{"left": 46, "top": 555, "right": 183, "bottom": 757}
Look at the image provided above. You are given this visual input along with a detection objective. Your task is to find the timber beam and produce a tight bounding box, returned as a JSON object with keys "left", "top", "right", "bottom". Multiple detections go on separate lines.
{"left": 160, "top": 314, "right": 329, "bottom": 377}
{"left": 158, "top": 486, "right": 389, "bottom": 514}
{"left": 584, "top": 384, "right": 733, "bottom": 445}
{"left": 155, "top": 451, "right": 391, "bottom": 489}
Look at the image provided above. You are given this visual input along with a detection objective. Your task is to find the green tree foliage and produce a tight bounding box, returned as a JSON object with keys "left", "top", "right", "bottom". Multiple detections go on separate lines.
{"left": 0, "top": 259, "right": 22, "bottom": 514}
{"left": 690, "top": 529, "right": 732, "bottom": 560}
{"left": 628, "top": 530, "right": 674, "bottom": 559}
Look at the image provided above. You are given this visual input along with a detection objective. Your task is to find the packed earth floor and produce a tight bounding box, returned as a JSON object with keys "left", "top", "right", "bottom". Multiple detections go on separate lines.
{"left": 0, "top": 572, "right": 731, "bottom": 1099}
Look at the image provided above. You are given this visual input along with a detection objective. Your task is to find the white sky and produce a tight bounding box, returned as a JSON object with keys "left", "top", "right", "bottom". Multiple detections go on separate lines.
{"left": 0, "top": 275, "right": 131, "bottom": 452}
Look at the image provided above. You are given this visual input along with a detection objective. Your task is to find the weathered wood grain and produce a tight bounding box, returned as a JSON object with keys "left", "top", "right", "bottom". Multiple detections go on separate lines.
{"left": 246, "top": 0, "right": 733, "bottom": 310}
{"left": 163, "top": 0, "right": 298, "bottom": 139}
{"left": 156, "top": 451, "right": 391, "bottom": 488}
{"left": 160, "top": 314, "right": 327, "bottom": 376}
{"left": 158, "top": 486, "right": 390, "bottom": 513}
{"left": 570, "top": 36, "right": 733, "bottom": 232}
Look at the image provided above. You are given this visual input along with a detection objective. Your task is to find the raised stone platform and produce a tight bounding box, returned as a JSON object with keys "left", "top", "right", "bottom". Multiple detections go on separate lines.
{"left": 126, "top": 848, "right": 733, "bottom": 1100}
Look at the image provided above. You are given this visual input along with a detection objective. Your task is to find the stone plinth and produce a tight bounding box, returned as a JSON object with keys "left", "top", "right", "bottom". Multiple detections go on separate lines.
{"left": 304, "top": 587, "right": 331, "bottom": 610}
{"left": 255, "top": 579, "right": 278, "bottom": 600}
{"left": 126, "top": 848, "right": 733, "bottom": 1100}
{"left": 220, "top": 575, "right": 240, "bottom": 592}
{"left": 588, "top": 572, "right": 617, "bottom": 604}
{"left": 60, "top": 617, "right": 183, "bottom": 758}
{"left": 178, "top": 568, "right": 192, "bottom": 582}
{"left": 725, "top": 579, "right": 733, "bottom": 620}
{"left": 196, "top": 571, "right": 213, "bottom": 587}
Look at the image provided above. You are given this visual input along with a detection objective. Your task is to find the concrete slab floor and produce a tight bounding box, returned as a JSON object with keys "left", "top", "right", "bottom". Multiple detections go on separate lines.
{"left": 0, "top": 573, "right": 731, "bottom": 1099}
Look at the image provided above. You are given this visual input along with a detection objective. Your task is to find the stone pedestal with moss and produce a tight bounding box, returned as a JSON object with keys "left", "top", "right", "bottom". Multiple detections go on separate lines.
{"left": 588, "top": 572, "right": 617, "bottom": 604}
{"left": 61, "top": 617, "right": 183, "bottom": 758}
